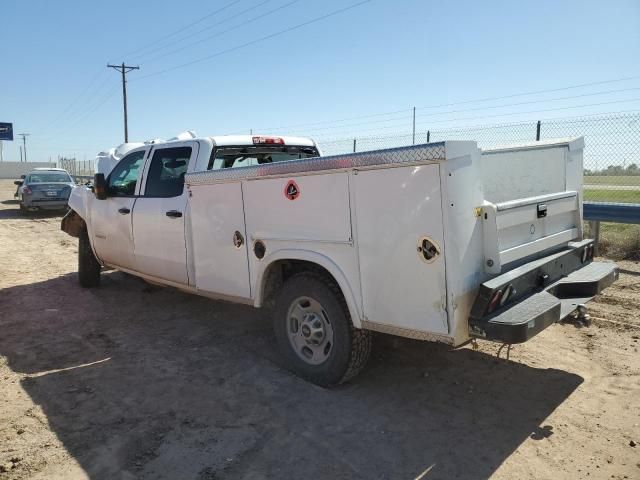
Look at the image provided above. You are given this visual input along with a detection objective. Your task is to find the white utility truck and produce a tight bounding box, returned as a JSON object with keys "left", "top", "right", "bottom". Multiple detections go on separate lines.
{"left": 62, "top": 133, "right": 618, "bottom": 386}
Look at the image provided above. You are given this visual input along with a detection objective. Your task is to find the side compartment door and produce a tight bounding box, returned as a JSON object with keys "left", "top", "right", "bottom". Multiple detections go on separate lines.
{"left": 353, "top": 164, "right": 448, "bottom": 334}
{"left": 90, "top": 148, "right": 147, "bottom": 269}
{"left": 189, "top": 181, "right": 251, "bottom": 299}
{"left": 131, "top": 144, "right": 196, "bottom": 284}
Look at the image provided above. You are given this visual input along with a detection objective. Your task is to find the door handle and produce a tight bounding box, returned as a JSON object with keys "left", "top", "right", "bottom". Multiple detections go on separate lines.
{"left": 166, "top": 210, "right": 183, "bottom": 218}
{"left": 118, "top": 208, "right": 131, "bottom": 215}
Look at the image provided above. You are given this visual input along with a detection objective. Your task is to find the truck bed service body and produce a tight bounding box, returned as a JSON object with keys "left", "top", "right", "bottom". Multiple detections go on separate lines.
{"left": 62, "top": 133, "right": 618, "bottom": 386}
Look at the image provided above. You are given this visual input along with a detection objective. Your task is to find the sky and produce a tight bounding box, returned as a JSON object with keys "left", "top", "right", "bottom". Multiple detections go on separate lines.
{"left": 1, "top": 0, "right": 639, "bottom": 162}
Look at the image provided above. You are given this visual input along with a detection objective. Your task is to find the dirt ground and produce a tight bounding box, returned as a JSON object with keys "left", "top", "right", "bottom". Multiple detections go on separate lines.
{"left": 0, "top": 179, "right": 639, "bottom": 480}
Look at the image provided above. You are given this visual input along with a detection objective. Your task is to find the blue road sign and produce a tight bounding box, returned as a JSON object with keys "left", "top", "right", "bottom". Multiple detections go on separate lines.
{"left": 0, "top": 122, "right": 13, "bottom": 141}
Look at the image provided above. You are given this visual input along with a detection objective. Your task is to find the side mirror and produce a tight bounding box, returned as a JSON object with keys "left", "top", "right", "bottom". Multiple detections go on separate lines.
{"left": 94, "top": 173, "right": 108, "bottom": 200}
{"left": 14, "top": 180, "right": 23, "bottom": 186}
{"left": 20, "top": 174, "right": 26, "bottom": 179}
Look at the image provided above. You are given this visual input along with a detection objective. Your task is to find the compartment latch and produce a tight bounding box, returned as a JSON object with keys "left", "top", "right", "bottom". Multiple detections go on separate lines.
{"left": 537, "top": 204, "right": 547, "bottom": 218}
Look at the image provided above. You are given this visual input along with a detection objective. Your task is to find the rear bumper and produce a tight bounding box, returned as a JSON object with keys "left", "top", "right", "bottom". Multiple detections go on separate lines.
{"left": 23, "top": 198, "right": 69, "bottom": 209}
{"left": 468, "top": 239, "right": 618, "bottom": 344}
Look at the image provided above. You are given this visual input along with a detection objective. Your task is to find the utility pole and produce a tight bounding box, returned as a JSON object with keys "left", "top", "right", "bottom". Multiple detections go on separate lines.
{"left": 18, "top": 133, "right": 30, "bottom": 162}
{"left": 107, "top": 62, "right": 140, "bottom": 143}
{"left": 19, "top": 145, "right": 23, "bottom": 162}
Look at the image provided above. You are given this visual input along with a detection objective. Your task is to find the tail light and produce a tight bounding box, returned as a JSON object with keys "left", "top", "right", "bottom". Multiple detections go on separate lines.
{"left": 253, "top": 136, "right": 285, "bottom": 145}
{"left": 488, "top": 284, "right": 516, "bottom": 313}
{"left": 488, "top": 290, "right": 503, "bottom": 313}
{"left": 500, "top": 284, "right": 515, "bottom": 306}
{"left": 22, "top": 186, "right": 32, "bottom": 194}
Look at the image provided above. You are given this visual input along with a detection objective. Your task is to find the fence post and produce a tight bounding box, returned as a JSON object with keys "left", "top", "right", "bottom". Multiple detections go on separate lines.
{"left": 536, "top": 120, "right": 541, "bottom": 141}
{"left": 353, "top": 138, "right": 357, "bottom": 153}
{"left": 426, "top": 130, "right": 430, "bottom": 143}
{"left": 412, "top": 107, "right": 416, "bottom": 145}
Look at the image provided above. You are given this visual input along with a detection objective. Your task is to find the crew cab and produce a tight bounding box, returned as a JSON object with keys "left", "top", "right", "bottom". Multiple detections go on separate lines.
{"left": 62, "top": 133, "right": 618, "bottom": 386}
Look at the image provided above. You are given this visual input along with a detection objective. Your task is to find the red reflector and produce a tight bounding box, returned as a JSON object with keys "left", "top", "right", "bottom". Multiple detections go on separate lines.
{"left": 488, "top": 289, "right": 503, "bottom": 313}
{"left": 252, "top": 136, "right": 285, "bottom": 145}
{"left": 22, "top": 186, "right": 32, "bottom": 194}
{"left": 500, "top": 284, "right": 514, "bottom": 306}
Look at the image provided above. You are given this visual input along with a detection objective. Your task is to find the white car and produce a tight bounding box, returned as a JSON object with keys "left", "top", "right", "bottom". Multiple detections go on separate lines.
{"left": 62, "top": 133, "right": 617, "bottom": 386}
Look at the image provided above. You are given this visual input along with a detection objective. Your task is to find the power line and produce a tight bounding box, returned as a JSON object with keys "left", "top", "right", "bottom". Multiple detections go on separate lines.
{"left": 121, "top": 0, "right": 244, "bottom": 60}
{"left": 42, "top": 2, "right": 245, "bottom": 137}
{"left": 264, "top": 86, "right": 640, "bottom": 135}
{"left": 252, "top": 75, "right": 640, "bottom": 132}
{"left": 318, "top": 109, "right": 640, "bottom": 143}
{"left": 310, "top": 98, "right": 640, "bottom": 139}
{"left": 39, "top": 71, "right": 107, "bottom": 129}
{"left": 40, "top": 2, "right": 251, "bottom": 136}
{"left": 415, "top": 87, "right": 640, "bottom": 119}
{"left": 415, "top": 75, "right": 640, "bottom": 110}
{"left": 135, "top": 0, "right": 372, "bottom": 81}
{"left": 42, "top": 2, "right": 296, "bottom": 136}
{"left": 37, "top": 86, "right": 121, "bottom": 142}
{"left": 141, "top": 0, "right": 301, "bottom": 65}
{"left": 134, "top": 0, "right": 276, "bottom": 63}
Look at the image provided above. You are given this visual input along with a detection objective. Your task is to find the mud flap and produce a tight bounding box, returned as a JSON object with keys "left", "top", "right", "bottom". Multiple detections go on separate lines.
{"left": 61, "top": 209, "right": 85, "bottom": 238}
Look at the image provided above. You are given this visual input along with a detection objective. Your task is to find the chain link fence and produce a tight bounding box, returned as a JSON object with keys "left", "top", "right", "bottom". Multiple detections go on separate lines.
{"left": 319, "top": 112, "right": 640, "bottom": 259}
{"left": 57, "top": 156, "right": 94, "bottom": 177}
{"left": 320, "top": 112, "right": 640, "bottom": 205}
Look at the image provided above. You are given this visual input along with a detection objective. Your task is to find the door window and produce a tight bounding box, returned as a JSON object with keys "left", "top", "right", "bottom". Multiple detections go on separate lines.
{"left": 144, "top": 147, "right": 191, "bottom": 198}
{"left": 107, "top": 150, "right": 146, "bottom": 196}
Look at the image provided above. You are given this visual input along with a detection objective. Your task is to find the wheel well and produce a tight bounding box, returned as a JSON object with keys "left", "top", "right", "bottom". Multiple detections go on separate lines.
{"left": 261, "top": 260, "right": 343, "bottom": 309}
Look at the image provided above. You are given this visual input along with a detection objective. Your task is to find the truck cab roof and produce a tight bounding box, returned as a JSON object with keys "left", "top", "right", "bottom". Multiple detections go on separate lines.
{"left": 94, "top": 132, "right": 319, "bottom": 177}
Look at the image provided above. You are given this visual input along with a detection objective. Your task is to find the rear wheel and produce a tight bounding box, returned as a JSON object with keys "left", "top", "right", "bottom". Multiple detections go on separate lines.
{"left": 273, "top": 272, "right": 372, "bottom": 386}
{"left": 78, "top": 228, "right": 101, "bottom": 288}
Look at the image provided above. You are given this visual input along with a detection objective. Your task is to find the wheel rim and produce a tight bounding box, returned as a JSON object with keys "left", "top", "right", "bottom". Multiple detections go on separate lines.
{"left": 286, "top": 296, "right": 334, "bottom": 365}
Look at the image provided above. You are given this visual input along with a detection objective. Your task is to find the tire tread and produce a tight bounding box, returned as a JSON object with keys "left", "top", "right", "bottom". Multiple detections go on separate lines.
{"left": 274, "top": 271, "right": 371, "bottom": 386}
{"left": 78, "top": 228, "right": 101, "bottom": 288}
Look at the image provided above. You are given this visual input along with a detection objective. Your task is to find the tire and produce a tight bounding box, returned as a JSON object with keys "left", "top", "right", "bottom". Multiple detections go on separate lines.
{"left": 273, "top": 272, "right": 372, "bottom": 387}
{"left": 78, "top": 228, "right": 101, "bottom": 288}
{"left": 19, "top": 203, "right": 28, "bottom": 215}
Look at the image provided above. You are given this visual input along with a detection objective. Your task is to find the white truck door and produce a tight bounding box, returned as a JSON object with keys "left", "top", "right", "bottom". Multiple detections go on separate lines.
{"left": 188, "top": 181, "right": 251, "bottom": 300}
{"left": 131, "top": 144, "right": 196, "bottom": 285}
{"left": 354, "top": 164, "right": 448, "bottom": 334}
{"left": 90, "top": 148, "right": 147, "bottom": 269}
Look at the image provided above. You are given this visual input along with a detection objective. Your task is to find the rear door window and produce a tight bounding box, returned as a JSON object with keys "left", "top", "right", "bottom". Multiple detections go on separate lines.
{"left": 144, "top": 147, "right": 191, "bottom": 198}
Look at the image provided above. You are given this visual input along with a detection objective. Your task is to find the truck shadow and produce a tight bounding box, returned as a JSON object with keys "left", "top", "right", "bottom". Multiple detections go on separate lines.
{"left": 0, "top": 207, "right": 66, "bottom": 220}
{"left": 0, "top": 272, "right": 583, "bottom": 480}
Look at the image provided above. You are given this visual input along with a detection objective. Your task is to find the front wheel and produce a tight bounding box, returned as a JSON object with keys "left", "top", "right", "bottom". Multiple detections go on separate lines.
{"left": 273, "top": 272, "right": 372, "bottom": 386}
{"left": 78, "top": 228, "right": 101, "bottom": 288}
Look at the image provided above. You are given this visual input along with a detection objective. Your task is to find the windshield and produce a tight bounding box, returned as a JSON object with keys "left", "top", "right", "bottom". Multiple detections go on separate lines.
{"left": 208, "top": 145, "right": 319, "bottom": 170}
{"left": 28, "top": 172, "right": 72, "bottom": 183}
